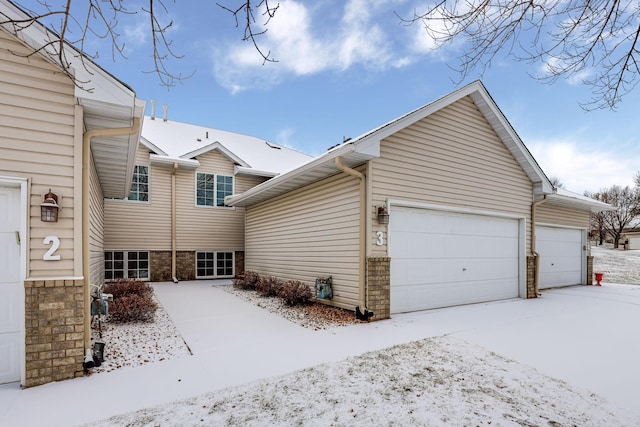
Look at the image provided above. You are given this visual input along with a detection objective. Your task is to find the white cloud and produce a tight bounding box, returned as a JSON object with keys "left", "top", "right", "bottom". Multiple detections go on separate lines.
{"left": 527, "top": 138, "right": 637, "bottom": 194}
{"left": 210, "top": 0, "right": 420, "bottom": 92}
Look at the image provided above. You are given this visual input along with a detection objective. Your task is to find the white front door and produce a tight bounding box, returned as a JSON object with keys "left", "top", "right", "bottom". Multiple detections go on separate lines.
{"left": 390, "top": 207, "right": 520, "bottom": 314}
{"left": 0, "top": 186, "right": 21, "bottom": 384}
{"left": 536, "top": 226, "right": 583, "bottom": 289}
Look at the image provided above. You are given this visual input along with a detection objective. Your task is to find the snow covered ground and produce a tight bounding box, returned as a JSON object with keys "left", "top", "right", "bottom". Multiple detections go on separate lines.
{"left": 592, "top": 244, "right": 640, "bottom": 284}
{"left": 3, "top": 247, "right": 638, "bottom": 426}
{"left": 91, "top": 336, "right": 629, "bottom": 426}
{"left": 75, "top": 248, "right": 640, "bottom": 427}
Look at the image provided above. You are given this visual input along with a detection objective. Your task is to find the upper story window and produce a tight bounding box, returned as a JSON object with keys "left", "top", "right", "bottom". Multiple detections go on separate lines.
{"left": 196, "top": 173, "right": 233, "bottom": 207}
{"left": 129, "top": 165, "right": 149, "bottom": 202}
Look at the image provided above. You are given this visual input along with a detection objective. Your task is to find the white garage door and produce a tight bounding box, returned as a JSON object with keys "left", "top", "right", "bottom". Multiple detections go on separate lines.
{"left": 390, "top": 207, "right": 520, "bottom": 314}
{"left": 0, "top": 186, "right": 21, "bottom": 384}
{"left": 536, "top": 226, "right": 583, "bottom": 289}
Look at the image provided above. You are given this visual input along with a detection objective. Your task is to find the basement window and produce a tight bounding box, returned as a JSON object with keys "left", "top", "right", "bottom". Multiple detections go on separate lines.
{"left": 196, "top": 251, "right": 234, "bottom": 278}
{"left": 105, "top": 251, "right": 149, "bottom": 280}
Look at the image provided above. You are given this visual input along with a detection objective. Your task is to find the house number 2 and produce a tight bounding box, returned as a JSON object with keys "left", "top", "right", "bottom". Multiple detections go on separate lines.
{"left": 43, "top": 236, "right": 61, "bottom": 261}
{"left": 376, "top": 231, "right": 385, "bottom": 246}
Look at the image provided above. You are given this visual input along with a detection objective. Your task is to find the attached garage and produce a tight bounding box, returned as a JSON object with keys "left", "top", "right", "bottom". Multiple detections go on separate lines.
{"left": 390, "top": 205, "right": 523, "bottom": 313}
{"left": 536, "top": 226, "right": 584, "bottom": 289}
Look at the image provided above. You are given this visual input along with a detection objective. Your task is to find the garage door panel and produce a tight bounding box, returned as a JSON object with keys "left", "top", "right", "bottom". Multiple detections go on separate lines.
{"left": 390, "top": 207, "right": 520, "bottom": 314}
{"left": 536, "top": 226, "right": 583, "bottom": 289}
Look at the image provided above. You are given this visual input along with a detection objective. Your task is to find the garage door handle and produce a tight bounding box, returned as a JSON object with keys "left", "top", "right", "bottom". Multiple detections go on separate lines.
{"left": 462, "top": 268, "right": 467, "bottom": 271}
{"left": 15, "top": 231, "right": 20, "bottom": 245}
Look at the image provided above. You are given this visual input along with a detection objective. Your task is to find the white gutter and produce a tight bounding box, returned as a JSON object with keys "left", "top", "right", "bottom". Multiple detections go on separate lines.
{"left": 82, "top": 117, "right": 141, "bottom": 354}
{"left": 150, "top": 154, "right": 199, "bottom": 170}
{"left": 335, "top": 156, "right": 373, "bottom": 320}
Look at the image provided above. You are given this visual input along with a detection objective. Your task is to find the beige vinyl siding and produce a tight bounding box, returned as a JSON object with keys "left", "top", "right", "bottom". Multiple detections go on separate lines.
{"left": 0, "top": 29, "right": 77, "bottom": 277}
{"left": 89, "top": 154, "right": 105, "bottom": 286}
{"left": 104, "top": 146, "right": 171, "bottom": 249}
{"left": 245, "top": 171, "right": 361, "bottom": 310}
{"left": 175, "top": 150, "right": 246, "bottom": 251}
{"left": 371, "top": 96, "right": 533, "bottom": 256}
{"left": 104, "top": 147, "right": 265, "bottom": 251}
{"left": 536, "top": 204, "right": 590, "bottom": 228}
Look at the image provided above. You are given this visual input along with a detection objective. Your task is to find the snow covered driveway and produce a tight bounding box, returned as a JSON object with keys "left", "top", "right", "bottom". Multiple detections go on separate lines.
{"left": 1, "top": 282, "right": 639, "bottom": 426}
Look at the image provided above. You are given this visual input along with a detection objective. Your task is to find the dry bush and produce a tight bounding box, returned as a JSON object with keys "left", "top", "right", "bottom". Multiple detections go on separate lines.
{"left": 233, "top": 271, "right": 261, "bottom": 290}
{"left": 256, "top": 276, "right": 282, "bottom": 297}
{"left": 108, "top": 293, "right": 157, "bottom": 323}
{"left": 103, "top": 279, "right": 153, "bottom": 299}
{"left": 278, "top": 281, "right": 312, "bottom": 306}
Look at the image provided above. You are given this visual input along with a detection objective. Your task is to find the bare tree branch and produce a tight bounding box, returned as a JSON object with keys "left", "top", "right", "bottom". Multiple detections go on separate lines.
{"left": 403, "top": 0, "right": 640, "bottom": 110}
{"left": 1, "top": 0, "right": 279, "bottom": 89}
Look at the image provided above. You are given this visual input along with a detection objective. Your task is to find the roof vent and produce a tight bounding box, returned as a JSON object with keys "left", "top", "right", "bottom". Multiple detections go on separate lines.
{"left": 265, "top": 141, "right": 281, "bottom": 150}
{"left": 150, "top": 99, "right": 156, "bottom": 120}
{"left": 162, "top": 104, "right": 168, "bottom": 122}
{"left": 206, "top": 131, "right": 209, "bottom": 139}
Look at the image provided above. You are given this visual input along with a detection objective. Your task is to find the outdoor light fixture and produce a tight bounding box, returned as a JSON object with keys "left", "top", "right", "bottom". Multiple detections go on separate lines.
{"left": 40, "top": 189, "right": 60, "bottom": 222}
{"left": 377, "top": 206, "right": 389, "bottom": 225}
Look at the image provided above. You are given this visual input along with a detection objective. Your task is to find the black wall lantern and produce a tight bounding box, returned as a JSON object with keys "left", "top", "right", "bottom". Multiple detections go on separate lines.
{"left": 377, "top": 206, "right": 389, "bottom": 225}
{"left": 40, "top": 189, "right": 60, "bottom": 222}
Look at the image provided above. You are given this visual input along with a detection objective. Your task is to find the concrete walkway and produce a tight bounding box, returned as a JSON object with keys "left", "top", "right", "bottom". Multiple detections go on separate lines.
{"left": 1, "top": 281, "right": 639, "bottom": 426}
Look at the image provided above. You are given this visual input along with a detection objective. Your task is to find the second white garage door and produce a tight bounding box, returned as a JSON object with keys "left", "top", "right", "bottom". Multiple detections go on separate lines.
{"left": 536, "top": 226, "right": 583, "bottom": 289}
{"left": 390, "top": 206, "right": 521, "bottom": 314}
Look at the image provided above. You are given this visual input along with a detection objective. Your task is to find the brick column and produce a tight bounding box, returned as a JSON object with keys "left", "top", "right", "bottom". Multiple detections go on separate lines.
{"left": 24, "top": 279, "right": 85, "bottom": 387}
{"left": 526, "top": 256, "right": 537, "bottom": 298}
{"left": 586, "top": 255, "right": 594, "bottom": 285}
{"left": 176, "top": 251, "right": 195, "bottom": 281}
{"left": 366, "top": 257, "right": 390, "bottom": 321}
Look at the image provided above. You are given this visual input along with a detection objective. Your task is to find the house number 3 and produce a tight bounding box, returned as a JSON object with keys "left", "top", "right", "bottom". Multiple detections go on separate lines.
{"left": 43, "top": 236, "right": 61, "bottom": 261}
{"left": 376, "top": 231, "right": 385, "bottom": 246}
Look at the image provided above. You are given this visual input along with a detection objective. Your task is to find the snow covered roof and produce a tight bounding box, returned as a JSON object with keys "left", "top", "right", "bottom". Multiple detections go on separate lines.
{"left": 140, "top": 117, "right": 312, "bottom": 176}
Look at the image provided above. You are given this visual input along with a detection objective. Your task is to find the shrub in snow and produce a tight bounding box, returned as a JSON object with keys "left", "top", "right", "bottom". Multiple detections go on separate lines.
{"left": 103, "top": 280, "right": 157, "bottom": 323}
{"left": 256, "top": 276, "right": 283, "bottom": 297}
{"left": 108, "top": 293, "right": 158, "bottom": 323}
{"left": 233, "top": 271, "right": 260, "bottom": 290}
{"left": 103, "top": 279, "right": 153, "bottom": 300}
{"left": 278, "top": 281, "right": 312, "bottom": 306}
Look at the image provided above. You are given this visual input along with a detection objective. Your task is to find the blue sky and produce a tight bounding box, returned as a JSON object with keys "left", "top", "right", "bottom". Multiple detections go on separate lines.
{"left": 40, "top": 0, "right": 640, "bottom": 194}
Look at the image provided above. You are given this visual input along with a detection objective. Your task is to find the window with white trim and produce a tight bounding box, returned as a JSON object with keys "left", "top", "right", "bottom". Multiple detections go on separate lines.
{"left": 105, "top": 251, "right": 149, "bottom": 280}
{"left": 129, "top": 165, "right": 149, "bottom": 201}
{"left": 196, "top": 251, "right": 234, "bottom": 278}
{"left": 196, "top": 173, "right": 233, "bottom": 207}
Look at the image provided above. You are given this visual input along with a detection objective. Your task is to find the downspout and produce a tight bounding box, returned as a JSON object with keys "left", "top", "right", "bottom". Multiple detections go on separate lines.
{"left": 82, "top": 117, "right": 141, "bottom": 363}
{"left": 171, "top": 162, "right": 178, "bottom": 283}
{"left": 531, "top": 195, "right": 548, "bottom": 297}
{"left": 335, "top": 157, "right": 373, "bottom": 321}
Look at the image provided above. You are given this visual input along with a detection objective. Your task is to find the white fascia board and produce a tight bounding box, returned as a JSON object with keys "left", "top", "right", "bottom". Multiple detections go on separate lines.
{"left": 140, "top": 137, "right": 168, "bottom": 156}
{"left": 150, "top": 154, "right": 200, "bottom": 170}
{"left": 547, "top": 189, "right": 616, "bottom": 212}
{"left": 234, "top": 166, "right": 278, "bottom": 178}
{"left": 181, "top": 141, "right": 250, "bottom": 167}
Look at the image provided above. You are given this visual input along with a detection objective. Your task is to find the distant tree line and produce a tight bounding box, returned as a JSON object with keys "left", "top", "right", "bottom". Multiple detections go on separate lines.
{"left": 586, "top": 173, "right": 640, "bottom": 248}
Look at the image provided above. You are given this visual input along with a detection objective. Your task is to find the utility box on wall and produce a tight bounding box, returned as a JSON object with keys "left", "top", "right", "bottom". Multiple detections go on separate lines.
{"left": 315, "top": 276, "right": 333, "bottom": 299}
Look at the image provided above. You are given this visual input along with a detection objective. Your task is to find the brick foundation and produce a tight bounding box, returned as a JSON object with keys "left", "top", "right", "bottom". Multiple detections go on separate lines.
{"left": 151, "top": 251, "right": 172, "bottom": 282}
{"left": 366, "top": 257, "right": 391, "bottom": 321}
{"left": 587, "top": 255, "right": 593, "bottom": 285}
{"left": 176, "top": 251, "right": 195, "bottom": 281}
{"left": 24, "top": 279, "right": 85, "bottom": 387}
{"left": 526, "top": 255, "right": 537, "bottom": 298}
{"left": 234, "top": 251, "right": 245, "bottom": 276}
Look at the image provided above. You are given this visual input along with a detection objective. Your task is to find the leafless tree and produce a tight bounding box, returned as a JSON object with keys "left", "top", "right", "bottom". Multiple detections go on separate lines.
{"left": 549, "top": 176, "right": 564, "bottom": 189}
{"left": 0, "top": 0, "right": 278, "bottom": 89}
{"left": 586, "top": 185, "right": 640, "bottom": 248}
{"left": 405, "top": 0, "right": 640, "bottom": 110}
